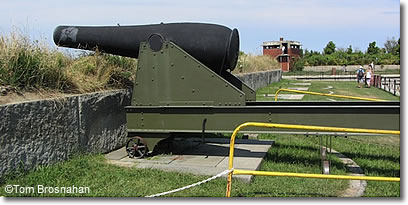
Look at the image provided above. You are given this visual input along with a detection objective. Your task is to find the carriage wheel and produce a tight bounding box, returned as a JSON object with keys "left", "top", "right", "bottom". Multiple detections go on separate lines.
{"left": 126, "top": 136, "right": 149, "bottom": 158}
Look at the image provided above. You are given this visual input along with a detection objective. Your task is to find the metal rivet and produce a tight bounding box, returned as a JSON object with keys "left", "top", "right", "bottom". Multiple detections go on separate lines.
{"left": 135, "top": 82, "right": 138, "bottom": 85}
{"left": 192, "top": 89, "right": 195, "bottom": 93}
{"left": 240, "top": 94, "right": 242, "bottom": 97}
{"left": 212, "top": 74, "right": 214, "bottom": 77}
{"left": 171, "top": 63, "right": 174, "bottom": 67}
{"left": 225, "top": 84, "right": 228, "bottom": 87}
{"left": 184, "top": 55, "right": 187, "bottom": 58}
{"left": 152, "top": 79, "right": 154, "bottom": 81}
{"left": 152, "top": 66, "right": 155, "bottom": 69}
{"left": 153, "top": 53, "right": 156, "bottom": 56}
{"left": 181, "top": 76, "right": 184, "bottom": 80}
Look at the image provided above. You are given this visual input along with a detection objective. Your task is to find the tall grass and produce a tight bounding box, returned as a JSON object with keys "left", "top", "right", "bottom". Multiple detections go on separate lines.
{"left": 0, "top": 32, "right": 137, "bottom": 93}
{"left": 233, "top": 53, "right": 280, "bottom": 74}
{"left": 0, "top": 32, "right": 71, "bottom": 90}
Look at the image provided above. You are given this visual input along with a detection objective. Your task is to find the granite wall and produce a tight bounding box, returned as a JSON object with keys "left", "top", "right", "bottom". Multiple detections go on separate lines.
{"left": 235, "top": 70, "right": 282, "bottom": 91}
{"left": 0, "top": 90, "right": 131, "bottom": 178}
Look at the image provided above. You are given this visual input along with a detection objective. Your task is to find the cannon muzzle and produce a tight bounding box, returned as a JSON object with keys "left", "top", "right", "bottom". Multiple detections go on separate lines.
{"left": 53, "top": 23, "right": 239, "bottom": 74}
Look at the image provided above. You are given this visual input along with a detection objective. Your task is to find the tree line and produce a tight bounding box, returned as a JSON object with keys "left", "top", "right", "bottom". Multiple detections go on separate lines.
{"left": 291, "top": 37, "right": 400, "bottom": 71}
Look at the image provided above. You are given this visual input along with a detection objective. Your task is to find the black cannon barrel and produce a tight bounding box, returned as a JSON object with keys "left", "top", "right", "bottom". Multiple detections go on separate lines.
{"left": 53, "top": 23, "right": 239, "bottom": 74}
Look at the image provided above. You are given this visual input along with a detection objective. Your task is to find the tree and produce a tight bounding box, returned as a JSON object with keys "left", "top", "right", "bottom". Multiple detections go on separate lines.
{"left": 323, "top": 41, "right": 336, "bottom": 55}
{"left": 397, "top": 38, "right": 400, "bottom": 55}
{"left": 304, "top": 49, "right": 310, "bottom": 57}
{"left": 384, "top": 37, "right": 398, "bottom": 55}
{"left": 347, "top": 45, "right": 353, "bottom": 54}
{"left": 367, "top": 41, "right": 380, "bottom": 55}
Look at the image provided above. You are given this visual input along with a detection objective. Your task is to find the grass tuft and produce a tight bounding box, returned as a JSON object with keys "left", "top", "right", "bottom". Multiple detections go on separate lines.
{"left": 0, "top": 32, "right": 137, "bottom": 93}
{"left": 233, "top": 53, "right": 280, "bottom": 74}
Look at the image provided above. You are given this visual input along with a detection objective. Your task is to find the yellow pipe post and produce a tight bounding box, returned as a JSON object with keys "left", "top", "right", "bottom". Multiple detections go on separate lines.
{"left": 225, "top": 122, "right": 400, "bottom": 197}
{"left": 274, "top": 88, "right": 387, "bottom": 102}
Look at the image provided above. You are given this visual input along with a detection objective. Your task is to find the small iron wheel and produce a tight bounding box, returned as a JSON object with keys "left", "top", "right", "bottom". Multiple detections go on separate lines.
{"left": 126, "top": 136, "right": 149, "bottom": 158}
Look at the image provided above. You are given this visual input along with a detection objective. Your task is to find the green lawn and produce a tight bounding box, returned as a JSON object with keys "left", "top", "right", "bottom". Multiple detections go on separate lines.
{"left": 1, "top": 133, "right": 399, "bottom": 197}
{"left": 256, "top": 79, "right": 400, "bottom": 102}
{"left": 1, "top": 134, "right": 349, "bottom": 197}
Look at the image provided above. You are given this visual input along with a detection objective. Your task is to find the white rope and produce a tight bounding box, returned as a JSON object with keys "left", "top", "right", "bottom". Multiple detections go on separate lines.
{"left": 145, "top": 169, "right": 233, "bottom": 197}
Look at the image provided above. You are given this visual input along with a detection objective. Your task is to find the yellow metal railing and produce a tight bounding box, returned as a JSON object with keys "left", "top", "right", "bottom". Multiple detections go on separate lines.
{"left": 274, "top": 88, "right": 386, "bottom": 102}
{"left": 225, "top": 122, "right": 400, "bottom": 197}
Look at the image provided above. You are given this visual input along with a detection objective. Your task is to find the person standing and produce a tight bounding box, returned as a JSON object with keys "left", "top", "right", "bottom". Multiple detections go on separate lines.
{"left": 342, "top": 64, "right": 348, "bottom": 73}
{"left": 370, "top": 61, "right": 375, "bottom": 71}
{"left": 356, "top": 66, "right": 365, "bottom": 88}
{"left": 366, "top": 66, "right": 372, "bottom": 88}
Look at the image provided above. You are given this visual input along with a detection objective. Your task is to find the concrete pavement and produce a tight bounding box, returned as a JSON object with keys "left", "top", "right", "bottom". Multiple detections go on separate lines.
{"left": 105, "top": 137, "right": 274, "bottom": 182}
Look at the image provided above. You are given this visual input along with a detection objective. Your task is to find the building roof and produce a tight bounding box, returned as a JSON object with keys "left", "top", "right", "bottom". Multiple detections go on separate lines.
{"left": 262, "top": 40, "right": 301, "bottom": 46}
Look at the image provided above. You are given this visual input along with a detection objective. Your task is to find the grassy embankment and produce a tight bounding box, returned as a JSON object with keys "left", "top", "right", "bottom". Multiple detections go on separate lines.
{"left": 0, "top": 32, "right": 279, "bottom": 94}
{"left": 0, "top": 32, "right": 137, "bottom": 94}
{"left": 232, "top": 52, "right": 281, "bottom": 74}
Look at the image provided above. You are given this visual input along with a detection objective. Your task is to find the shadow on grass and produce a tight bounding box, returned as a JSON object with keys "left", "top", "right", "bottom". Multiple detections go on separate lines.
{"left": 263, "top": 142, "right": 400, "bottom": 178}
{"left": 246, "top": 191, "right": 336, "bottom": 197}
{"left": 262, "top": 143, "right": 346, "bottom": 171}
{"left": 338, "top": 151, "right": 400, "bottom": 164}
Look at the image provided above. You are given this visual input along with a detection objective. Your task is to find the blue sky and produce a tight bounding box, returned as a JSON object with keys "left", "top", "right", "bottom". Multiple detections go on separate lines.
{"left": 0, "top": 0, "right": 401, "bottom": 55}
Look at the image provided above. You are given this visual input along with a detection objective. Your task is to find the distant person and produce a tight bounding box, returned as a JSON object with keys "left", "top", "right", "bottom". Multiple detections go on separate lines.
{"left": 356, "top": 66, "right": 365, "bottom": 88}
{"left": 366, "top": 66, "right": 373, "bottom": 88}
{"left": 342, "top": 64, "right": 348, "bottom": 73}
{"left": 370, "top": 62, "right": 375, "bottom": 71}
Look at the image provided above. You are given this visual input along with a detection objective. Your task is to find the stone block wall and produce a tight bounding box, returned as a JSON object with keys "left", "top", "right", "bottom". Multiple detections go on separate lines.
{"left": 0, "top": 90, "right": 131, "bottom": 178}
{"left": 235, "top": 70, "right": 282, "bottom": 91}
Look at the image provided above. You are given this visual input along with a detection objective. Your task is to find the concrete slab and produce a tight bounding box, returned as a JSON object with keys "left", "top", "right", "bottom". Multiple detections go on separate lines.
{"left": 105, "top": 137, "right": 274, "bottom": 183}
{"left": 291, "top": 82, "right": 311, "bottom": 86}
{"left": 261, "top": 94, "right": 305, "bottom": 100}
{"left": 277, "top": 94, "right": 305, "bottom": 100}
{"left": 105, "top": 147, "right": 127, "bottom": 160}
{"left": 170, "top": 155, "right": 225, "bottom": 167}
{"left": 287, "top": 87, "right": 309, "bottom": 91}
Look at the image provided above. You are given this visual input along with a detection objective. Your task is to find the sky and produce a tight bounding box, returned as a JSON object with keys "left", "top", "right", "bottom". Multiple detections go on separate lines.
{"left": 0, "top": 0, "right": 401, "bottom": 55}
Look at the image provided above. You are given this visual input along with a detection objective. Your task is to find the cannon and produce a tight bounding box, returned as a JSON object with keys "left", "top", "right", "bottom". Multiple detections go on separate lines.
{"left": 54, "top": 23, "right": 399, "bottom": 161}
{"left": 53, "top": 23, "right": 239, "bottom": 75}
